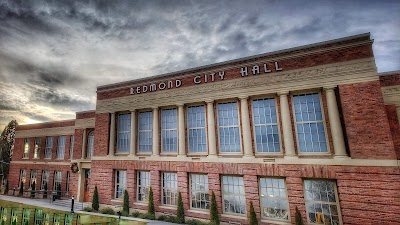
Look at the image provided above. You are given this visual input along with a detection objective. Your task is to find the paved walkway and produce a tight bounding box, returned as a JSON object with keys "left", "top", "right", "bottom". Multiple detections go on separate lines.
{"left": 0, "top": 195, "right": 174, "bottom": 225}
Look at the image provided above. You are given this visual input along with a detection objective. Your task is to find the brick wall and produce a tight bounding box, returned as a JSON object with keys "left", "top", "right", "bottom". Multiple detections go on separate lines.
{"left": 386, "top": 105, "right": 400, "bottom": 159}
{"left": 339, "top": 81, "right": 396, "bottom": 159}
{"left": 93, "top": 113, "right": 110, "bottom": 156}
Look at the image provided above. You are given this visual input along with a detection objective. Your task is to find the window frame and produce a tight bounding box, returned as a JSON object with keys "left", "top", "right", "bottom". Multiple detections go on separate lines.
{"left": 30, "top": 170, "right": 37, "bottom": 186}
{"left": 137, "top": 171, "right": 151, "bottom": 203}
{"left": 41, "top": 170, "right": 49, "bottom": 190}
{"left": 53, "top": 171, "right": 62, "bottom": 191}
{"left": 56, "top": 136, "right": 66, "bottom": 159}
{"left": 33, "top": 137, "right": 41, "bottom": 159}
{"left": 161, "top": 172, "right": 178, "bottom": 206}
{"left": 86, "top": 131, "right": 94, "bottom": 158}
{"left": 216, "top": 100, "right": 243, "bottom": 155}
{"left": 116, "top": 112, "right": 131, "bottom": 154}
{"left": 69, "top": 135, "right": 74, "bottom": 160}
{"left": 19, "top": 169, "right": 26, "bottom": 188}
{"left": 221, "top": 175, "right": 246, "bottom": 215}
{"left": 189, "top": 173, "right": 210, "bottom": 211}
{"left": 137, "top": 110, "right": 153, "bottom": 154}
{"left": 291, "top": 92, "right": 330, "bottom": 155}
{"left": 23, "top": 138, "right": 30, "bottom": 159}
{"left": 303, "top": 179, "right": 342, "bottom": 225}
{"left": 45, "top": 137, "right": 53, "bottom": 159}
{"left": 160, "top": 107, "right": 178, "bottom": 154}
{"left": 186, "top": 104, "right": 208, "bottom": 155}
{"left": 259, "top": 177, "right": 290, "bottom": 222}
{"left": 114, "top": 170, "right": 127, "bottom": 199}
{"left": 251, "top": 97, "right": 282, "bottom": 155}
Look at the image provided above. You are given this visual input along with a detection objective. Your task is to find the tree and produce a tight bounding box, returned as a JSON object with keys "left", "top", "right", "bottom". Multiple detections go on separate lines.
{"left": 210, "top": 191, "right": 220, "bottom": 225}
{"left": 295, "top": 206, "right": 304, "bottom": 225}
{"left": 92, "top": 185, "right": 99, "bottom": 211}
{"left": 248, "top": 201, "right": 258, "bottom": 225}
{"left": 176, "top": 192, "right": 185, "bottom": 223}
{"left": 0, "top": 120, "right": 17, "bottom": 188}
{"left": 30, "top": 181, "right": 36, "bottom": 198}
{"left": 148, "top": 186, "right": 155, "bottom": 215}
{"left": 123, "top": 189, "right": 130, "bottom": 215}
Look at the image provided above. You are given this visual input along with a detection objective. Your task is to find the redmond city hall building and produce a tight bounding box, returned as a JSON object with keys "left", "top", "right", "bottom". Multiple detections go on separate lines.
{"left": 7, "top": 33, "right": 400, "bottom": 225}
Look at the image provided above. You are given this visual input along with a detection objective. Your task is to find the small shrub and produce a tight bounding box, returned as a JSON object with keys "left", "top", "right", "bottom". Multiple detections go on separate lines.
{"left": 248, "top": 201, "right": 258, "bottom": 225}
{"left": 186, "top": 219, "right": 210, "bottom": 225}
{"left": 101, "top": 207, "right": 116, "bottom": 215}
{"left": 131, "top": 211, "right": 140, "bottom": 217}
{"left": 148, "top": 186, "right": 155, "bottom": 215}
{"left": 295, "top": 206, "right": 304, "bottom": 225}
{"left": 177, "top": 192, "right": 185, "bottom": 223}
{"left": 83, "top": 207, "right": 94, "bottom": 212}
{"left": 157, "top": 215, "right": 166, "bottom": 221}
{"left": 210, "top": 191, "right": 220, "bottom": 225}
{"left": 92, "top": 185, "right": 99, "bottom": 211}
{"left": 123, "top": 189, "right": 130, "bottom": 215}
{"left": 165, "top": 215, "right": 177, "bottom": 223}
{"left": 138, "top": 213, "right": 155, "bottom": 220}
{"left": 121, "top": 211, "right": 129, "bottom": 217}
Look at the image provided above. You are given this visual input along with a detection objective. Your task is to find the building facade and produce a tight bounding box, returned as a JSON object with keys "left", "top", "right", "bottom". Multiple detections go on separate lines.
{"left": 8, "top": 33, "right": 400, "bottom": 225}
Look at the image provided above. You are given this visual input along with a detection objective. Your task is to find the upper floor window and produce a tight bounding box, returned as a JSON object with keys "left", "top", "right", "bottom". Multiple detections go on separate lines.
{"left": 190, "top": 174, "right": 209, "bottom": 210}
{"left": 23, "top": 138, "right": 29, "bottom": 158}
{"left": 222, "top": 176, "right": 245, "bottom": 214}
{"left": 86, "top": 131, "right": 94, "bottom": 158}
{"left": 69, "top": 136, "right": 74, "bottom": 159}
{"left": 293, "top": 93, "right": 327, "bottom": 153}
{"left": 161, "top": 108, "right": 178, "bottom": 153}
{"left": 187, "top": 106, "right": 207, "bottom": 153}
{"left": 137, "top": 171, "right": 150, "bottom": 202}
{"left": 45, "top": 137, "right": 53, "bottom": 159}
{"left": 217, "top": 102, "right": 241, "bottom": 153}
{"left": 259, "top": 178, "right": 289, "bottom": 221}
{"left": 162, "top": 172, "right": 178, "bottom": 206}
{"left": 56, "top": 136, "right": 66, "bottom": 159}
{"left": 115, "top": 170, "right": 126, "bottom": 199}
{"left": 138, "top": 111, "right": 153, "bottom": 153}
{"left": 304, "top": 180, "right": 341, "bottom": 225}
{"left": 117, "top": 113, "right": 131, "bottom": 153}
{"left": 252, "top": 98, "right": 280, "bottom": 153}
{"left": 34, "top": 138, "right": 40, "bottom": 159}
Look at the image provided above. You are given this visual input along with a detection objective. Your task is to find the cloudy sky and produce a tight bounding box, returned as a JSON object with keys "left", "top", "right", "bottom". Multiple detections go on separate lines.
{"left": 0, "top": 0, "right": 399, "bottom": 129}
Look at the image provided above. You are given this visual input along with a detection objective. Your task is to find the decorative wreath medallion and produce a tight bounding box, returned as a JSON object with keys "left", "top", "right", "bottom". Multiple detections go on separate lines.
{"left": 70, "top": 163, "right": 79, "bottom": 173}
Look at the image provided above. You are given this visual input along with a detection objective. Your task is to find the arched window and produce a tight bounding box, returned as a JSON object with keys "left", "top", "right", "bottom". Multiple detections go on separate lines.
{"left": 86, "top": 131, "right": 94, "bottom": 158}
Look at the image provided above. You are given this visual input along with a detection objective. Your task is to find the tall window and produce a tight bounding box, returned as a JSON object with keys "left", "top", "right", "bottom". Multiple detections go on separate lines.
{"left": 190, "top": 174, "right": 209, "bottom": 210}
{"left": 161, "top": 108, "right": 178, "bottom": 152}
{"left": 22, "top": 209, "right": 31, "bottom": 225}
{"left": 43, "top": 213, "right": 50, "bottom": 225}
{"left": 23, "top": 138, "right": 29, "bottom": 158}
{"left": 252, "top": 98, "right": 280, "bottom": 153}
{"left": 259, "top": 178, "right": 289, "bottom": 221}
{"left": 34, "top": 138, "right": 41, "bottom": 159}
{"left": 304, "top": 180, "right": 341, "bottom": 225}
{"left": 222, "top": 176, "right": 245, "bottom": 214}
{"left": 34, "top": 209, "right": 43, "bottom": 225}
{"left": 30, "top": 170, "right": 37, "bottom": 186}
{"left": 64, "top": 214, "right": 72, "bottom": 225}
{"left": 0, "top": 208, "right": 7, "bottom": 223}
{"left": 137, "top": 171, "right": 150, "bottom": 202}
{"left": 53, "top": 214, "right": 61, "bottom": 225}
{"left": 115, "top": 170, "right": 126, "bottom": 199}
{"left": 162, "top": 172, "right": 178, "bottom": 206}
{"left": 66, "top": 171, "right": 70, "bottom": 193}
{"left": 217, "top": 102, "right": 241, "bottom": 153}
{"left": 19, "top": 169, "right": 26, "bottom": 187}
{"left": 138, "top": 111, "right": 153, "bottom": 152}
{"left": 41, "top": 171, "right": 49, "bottom": 190}
{"left": 45, "top": 137, "right": 53, "bottom": 159}
{"left": 57, "top": 136, "right": 66, "bottom": 159}
{"left": 117, "top": 113, "right": 131, "bottom": 153}
{"left": 293, "top": 93, "right": 327, "bottom": 153}
{"left": 53, "top": 171, "right": 62, "bottom": 191}
{"left": 11, "top": 208, "right": 18, "bottom": 224}
{"left": 86, "top": 131, "right": 94, "bottom": 158}
{"left": 69, "top": 136, "right": 74, "bottom": 159}
{"left": 187, "top": 106, "right": 207, "bottom": 153}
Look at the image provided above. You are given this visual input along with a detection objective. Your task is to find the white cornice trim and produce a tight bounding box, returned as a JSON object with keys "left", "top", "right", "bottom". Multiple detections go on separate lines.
{"left": 11, "top": 161, "right": 71, "bottom": 166}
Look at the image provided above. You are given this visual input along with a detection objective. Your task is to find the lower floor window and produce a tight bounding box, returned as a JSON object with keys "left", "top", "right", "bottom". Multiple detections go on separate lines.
{"left": 137, "top": 171, "right": 150, "bottom": 202}
{"left": 260, "top": 178, "right": 289, "bottom": 221}
{"left": 304, "top": 180, "right": 341, "bottom": 225}
{"left": 190, "top": 174, "right": 209, "bottom": 210}
{"left": 222, "top": 176, "right": 245, "bottom": 214}
{"left": 115, "top": 170, "right": 127, "bottom": 199}
{"left": 162, "top": 172, "right": 178, "bottom": 206}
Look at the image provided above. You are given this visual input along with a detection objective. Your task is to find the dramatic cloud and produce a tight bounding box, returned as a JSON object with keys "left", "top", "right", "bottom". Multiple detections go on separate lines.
{"left": 0, "top": 0, "right": 399, "bottom": 128}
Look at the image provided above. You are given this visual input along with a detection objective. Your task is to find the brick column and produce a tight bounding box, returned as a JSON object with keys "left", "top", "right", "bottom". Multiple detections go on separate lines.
{"left": 150, "top": 168, "right": 161, "bottom": 210}
{"left": 152, "top": 108, "right": 160, "bottom": 156}
{"left": 206, "top": 101, "right": 217, "bottom": 157}
{"left": 178, "top": 104, "right": 186, "bottom": 157}
{"left": 177, "top": 171, "right": 189, "bottom": 211}
{"left": 81, "top": 129, "right": 87, "bottom": 159}
{"left": 240, "top": 96, "right": 254, "bottom": 157}
{"left": 109, "top": 113, "right": 116, "bottom": 156}
{"left": 324, "top": 87, "right": 348, "bottom": 158}
{"left": 279, "top": 92, "right": 296, "bottom": 157}
{"left": 244, "top": 173, "right": 260, "bottom": 222}
{"left": 130, "top": 110, "right": 136, "bottom": 156}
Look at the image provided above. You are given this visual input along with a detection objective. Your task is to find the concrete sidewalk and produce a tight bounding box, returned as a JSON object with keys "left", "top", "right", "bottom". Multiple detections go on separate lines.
{"left": 0, "top": 195, "right": 174, "bottom": 225}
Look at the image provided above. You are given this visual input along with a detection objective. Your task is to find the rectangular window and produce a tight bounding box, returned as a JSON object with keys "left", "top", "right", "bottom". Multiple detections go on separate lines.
{"left": 11, "top": 208, "right": 18, "bottom": 224}
{"left": 45, "top": 137, "right": 53, "bottom": 159}
{"left": 162, "top": 172, "right": 178, "bottom": 206}
{"left": 259, "top": 178, "right": 289, "bottom": 221}
{"left": 187, "top": 106, "right": 207, "bottom": 153}
{"left": 115, "top": 170, "right": 126, "bottom": 199}
{"left": 23, "top": 138, "right": 29, "bottom": 158}
{"left": 293, "top": 93, "right": 327, "bottom": 153}
{"left": 66, "top": 171, "right": 70, "bottom": 193}
{"left": 57, "top": 136, "right": 66, "bottom": 159}
{"left": 53, "top": 171, "right": 62, "bottom": 191}
{"left": 30, "top": 170, "right": 37, "bottom": 186}
{"left": 138, "top": 111, "right": 153, "bottom": 152}
{"left": 69, "top": 136, "right": 74, "bottom": 159}
{"left": 217, "top": 102, "right": 241, "bottom": 153}
{"left": 252, "top": 98, "right": 280, "bottom": 153}
{"left": 117, "top": 113, "right": 131, "bottom": 153}
{"left": 0, "top": 208, "right": 7, "bottom": 223}
{"left": 304, "top": 180, "right": 341, "bottom": 225}
{"left": 34, "top": 138, "right": 40, "bottom": 159}
{"left": 161, "top": 108, "right": 178, "bottom": 152}
{"left": 64, "top": 214, "right": 72, "bottom": 225}
{"left": 41, "top": 171, "right": 49, "bottom": 190}
{"left": 190, "top": 174, "right": 209, "bottom": 210}
{"left": 222, "top": 176, "right": 245, "bottom": 214}
{"left": 43, "top": 213, "right": 50, "bottom": 225}
{"left": 137, "top": 171, "right": 150, "bottom": 202}
{"left": 34, "top": 209, "right": 43, "bottom": 225}
{"left": 22, "top": 209, "right": 31, "bottom": 225}
{"left": 53, "top": 214, "right": 61, "bottom": 225}
{"left": 19, "top": 169, "right": 26, "bottom": 187}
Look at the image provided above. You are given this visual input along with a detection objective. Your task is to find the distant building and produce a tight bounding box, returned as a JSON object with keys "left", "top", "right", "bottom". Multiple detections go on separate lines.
{"left": 9, "top": 33, "right": 400, "bottom": 225}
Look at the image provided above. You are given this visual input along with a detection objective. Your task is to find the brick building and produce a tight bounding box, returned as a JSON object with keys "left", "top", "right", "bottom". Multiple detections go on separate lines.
{"left": 8, "top": 33, "right": 400, "bottom": 225}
